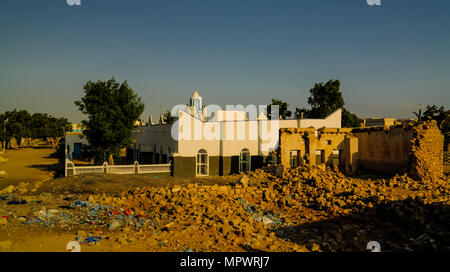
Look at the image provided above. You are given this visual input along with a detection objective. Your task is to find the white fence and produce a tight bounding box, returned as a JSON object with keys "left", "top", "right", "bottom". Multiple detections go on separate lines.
{"left": 65, "top": 160, "right": 171, "bottom": 177}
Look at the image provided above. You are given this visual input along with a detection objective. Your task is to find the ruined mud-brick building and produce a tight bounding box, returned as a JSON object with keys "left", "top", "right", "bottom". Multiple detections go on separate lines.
{"left": 278, "top": 120, "right": 444, "bottom": 180}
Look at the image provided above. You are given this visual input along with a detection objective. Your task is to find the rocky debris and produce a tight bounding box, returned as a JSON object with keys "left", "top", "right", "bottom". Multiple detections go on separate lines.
{"left": 409, "top": 120, "right": 445, "bottom": 182}
{"left": 108, "top": 220, "right": 121, "bottom": 230}
{"left": 0, "top": 217, "right": 8, "bottom": 225}
{"left": 1, "top": 158, "right": 448, "bottom": 252}
{"left": 236, "top": 176, "right": 249, "bottom": 187}
{"left": 81, "top": 162, "right": 449, "bottom": 251}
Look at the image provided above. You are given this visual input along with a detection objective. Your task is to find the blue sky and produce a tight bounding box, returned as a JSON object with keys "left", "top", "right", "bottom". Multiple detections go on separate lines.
{"left": 0, "top": 0, "right": 449, "bottom": 123}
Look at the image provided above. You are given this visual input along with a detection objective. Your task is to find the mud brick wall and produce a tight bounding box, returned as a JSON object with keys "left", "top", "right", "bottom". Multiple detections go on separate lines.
{"left": 352, "top": 121, "right": 444, "bottom": 179}
{"left": 278, "top": 128, "right": 358, "bottom": 175}
{"left": 409, "top": 121, "right": 444, "bottom": 181}
{"left": 352, "top": 125, "right": 413, "bottom": 175}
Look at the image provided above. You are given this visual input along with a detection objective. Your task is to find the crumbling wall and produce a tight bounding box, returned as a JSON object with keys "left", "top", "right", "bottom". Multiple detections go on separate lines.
{"left": 352, "top": 121, "right": 444, "bottom": 179}
{"left": 409, "top": 120, "right": 444, "bottom": 181}
{"left": 278, "top": 128, "right": 315, "bottom": 167}
{"left": 279, "top": 128, "right": 357, "bottom": 175}
{"left": 352, "top": 125, "right": 413, "bottom": 175}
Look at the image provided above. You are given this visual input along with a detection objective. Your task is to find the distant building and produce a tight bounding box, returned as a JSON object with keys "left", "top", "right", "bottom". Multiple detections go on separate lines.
{"left": 363, "top": 117, "right": 399, "bottom": 127}
{"left": 71, "top": 124, "right": 84, "bottom": 133}
{"left": 65, "top": 130, "right": 88, "bottom": 161}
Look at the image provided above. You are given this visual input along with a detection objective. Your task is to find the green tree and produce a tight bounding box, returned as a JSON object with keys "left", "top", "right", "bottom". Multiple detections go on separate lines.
{"left": 75, "top": 78, "right": 145, "bottom": 165}
{"left": 305, "top": 79, "right": 344, "bottom": 118}
{"left": 163, "top": 110, "right": 175, "bottom": 124}
{"left": 342, "top": 108, "right": 362, "bottom": 128}
{"left": 0, "top": 110, "right": 71, "bottom": 148}
{"left": 267, "top": 99, "right": 292, "bottom": 119}
{"left": 1, "top": 110, "right": 32, "bottom": 146}
{"left": 296, "top": 79, "right": 361, "bottom": 128}
{"left": 29, "top": 113, "right": 71, "bottom": 142}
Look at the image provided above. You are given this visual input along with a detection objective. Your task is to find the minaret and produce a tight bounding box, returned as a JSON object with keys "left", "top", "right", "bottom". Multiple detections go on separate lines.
{"left": 190, "top": 89, "right": 203, "bottom": 117}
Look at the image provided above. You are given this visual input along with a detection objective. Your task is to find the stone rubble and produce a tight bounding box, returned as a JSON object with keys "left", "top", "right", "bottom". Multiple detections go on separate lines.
{"left": 82, "top": 163, "right": 450, "bottom": 251}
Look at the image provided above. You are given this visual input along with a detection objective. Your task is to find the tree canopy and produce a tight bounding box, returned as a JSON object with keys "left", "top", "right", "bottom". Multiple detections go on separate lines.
{"left": 295, "top": 79, "right": 361, "bottom": 128}
{"left": 74, "top": 78, "right": 145, "bottom": 164}
{"left": 267, "top": 99, "right": 292, "bottom": 119}
{"left": 163, "top": 110, "right": 175, "bottom": 124}
{"left": 0, "top": 110, "right": 71, "bottom": 144}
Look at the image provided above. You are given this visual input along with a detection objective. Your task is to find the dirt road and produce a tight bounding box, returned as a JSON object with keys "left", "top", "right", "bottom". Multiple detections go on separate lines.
{"left": 0, "top": 148, "right": 58, "bottom": 188}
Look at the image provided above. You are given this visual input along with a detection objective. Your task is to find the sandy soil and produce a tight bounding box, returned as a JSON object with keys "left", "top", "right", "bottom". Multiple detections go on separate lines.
{"left": 0, "top": 148, "right": 57, "bottom": 186}
{"left": 0, "top": 148, "right": 240, "bottom": 252}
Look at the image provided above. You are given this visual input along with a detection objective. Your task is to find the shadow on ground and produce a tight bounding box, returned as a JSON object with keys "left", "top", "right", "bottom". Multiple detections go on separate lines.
{"left": 274, "top": 198, "right": 450, "bottom": 252}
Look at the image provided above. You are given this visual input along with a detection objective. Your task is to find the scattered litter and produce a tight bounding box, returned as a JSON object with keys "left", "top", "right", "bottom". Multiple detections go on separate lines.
{"left": 7, "top": 199, "right": 27, "bottom": 205}
{"left": 0, "top": 195, "right": 14, "bottom": 200}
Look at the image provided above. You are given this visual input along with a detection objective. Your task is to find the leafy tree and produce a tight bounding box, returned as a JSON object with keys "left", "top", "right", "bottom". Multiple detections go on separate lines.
{"left": 267, "top": 99, "right": 292, "bottom": 119}
{"left": 1, "top": 110, "right": 32, "bottom": 146}
{"left": 305, "top": 80, "right": 344, "bottom": 118}
{"left": 0, "top": 110, "right": 70, "bottom": 147}
{"left": 163, "top": 110, "right": 175, "bottom": 124}
{"left": 342, "top": 108, "right": 362, "bottom": 128}
{"left": 295, "top": 79, "right": 361, "bottom": 128}
{"left": 75, "top": 78, "right": 145, "bottom": 165}
{"left": 294, "top": 107, "right": 309, "bottom": 119}
{"left": 29, "top": 113, "right": 71, "bottom": 141}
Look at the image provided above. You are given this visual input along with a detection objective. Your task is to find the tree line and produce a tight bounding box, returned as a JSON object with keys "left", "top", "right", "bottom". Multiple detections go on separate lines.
{"left": 0, "top": 110, "right": 72, "bottom": 146}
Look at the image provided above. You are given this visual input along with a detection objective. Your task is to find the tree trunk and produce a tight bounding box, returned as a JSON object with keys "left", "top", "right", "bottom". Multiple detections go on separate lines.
{"left": 108, "top": 153, "right": 115, "bottom": 165}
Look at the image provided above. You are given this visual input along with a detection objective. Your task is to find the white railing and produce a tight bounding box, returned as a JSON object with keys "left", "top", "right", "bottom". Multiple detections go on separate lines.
{"left": 139, "top": 163, "right": 171, "bottom": 174}
{"left": 65, "top": 160, "right": 171, "bottom": 177}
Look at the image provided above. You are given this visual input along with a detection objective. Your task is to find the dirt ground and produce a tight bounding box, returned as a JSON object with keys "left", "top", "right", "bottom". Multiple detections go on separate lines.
{"left": 0, "top": 147, "right": 449, "bottom": 252}
{"left": 0, "top": 148, "right": 240, "bottom": 252}
{"left": 0, "top": 148, "right": 57, "bottom": 185}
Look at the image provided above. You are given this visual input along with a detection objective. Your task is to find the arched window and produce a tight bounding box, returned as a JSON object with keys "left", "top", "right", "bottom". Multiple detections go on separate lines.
{"left": 239, "top": 148, "right": 251, "bottom": 173}
{"left": 196, "top": 149, "right": 208, "bottom": 176}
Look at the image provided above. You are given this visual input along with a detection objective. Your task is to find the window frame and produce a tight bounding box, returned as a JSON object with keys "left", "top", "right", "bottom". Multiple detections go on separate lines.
{"left": 239, "top": 148, "right": 251, "bottom": 173}
{"left": 196, "top": 149, "right": 209, "bottom": 176}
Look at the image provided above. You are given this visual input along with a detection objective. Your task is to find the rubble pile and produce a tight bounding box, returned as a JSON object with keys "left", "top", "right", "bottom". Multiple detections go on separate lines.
{"left": 85, "top": 163, "right": 449, "bottom": 251}
{"left": 3, "top": 155, "right": 446, "bottom": 251}
{"left": 248, "top": 165, "right": 449, "bottom": 215}
{"left": 89, "top": 183, "right": 307, "bottom": 251}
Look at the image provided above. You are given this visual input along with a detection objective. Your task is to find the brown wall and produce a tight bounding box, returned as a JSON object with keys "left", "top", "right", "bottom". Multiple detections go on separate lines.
{"left": 279, "top": 128, "right": 356, "bottom": 174}
{"left": 279, "top": 121, "right": 443, "bottom": 179}
{"left": 352, "top": 126, "right": 413, "bottom": 175}
{"left": 172, "top": 156, "right": 196, "bottom": 177}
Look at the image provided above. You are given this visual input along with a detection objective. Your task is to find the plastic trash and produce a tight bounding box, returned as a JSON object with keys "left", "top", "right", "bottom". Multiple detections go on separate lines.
{"left": 0, "top": 195, "right": 14, "bottom": 200}
{"left": 7, "top": 199, "right": 27, "bottom": 205}
{"left": 86, "top": 236, "right": 102, "bottom": 243}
